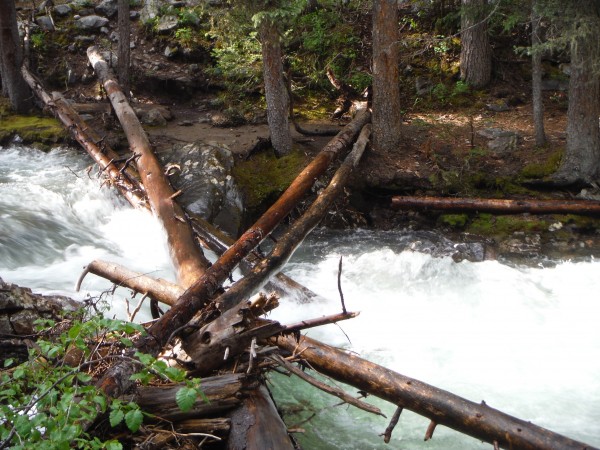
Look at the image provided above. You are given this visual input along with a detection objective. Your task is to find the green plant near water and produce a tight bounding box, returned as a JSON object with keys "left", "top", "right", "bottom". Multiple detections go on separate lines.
{"left": 0, "top": 309, "right": 205, "bottom": 449}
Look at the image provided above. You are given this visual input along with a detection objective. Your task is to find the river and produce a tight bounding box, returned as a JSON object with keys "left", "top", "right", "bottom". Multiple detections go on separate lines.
{"left": 1, "top": 144, "right": 599, "bottom": 449}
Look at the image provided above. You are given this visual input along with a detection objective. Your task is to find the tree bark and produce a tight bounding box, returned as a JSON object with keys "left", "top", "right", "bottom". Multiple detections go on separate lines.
{"left": 372, "top": 0, "right": 402, "bottom": 153}
{"left": 226, "top": 385, "right": 295, "bottom": 450}
{"left": 0, "top": 0, "right": 32, "bottom": 112}
{"left": 531, "top": 0, "right": 546, "bottom": 146}
{"left": 273, "top": 334, "right": 598, "bottom": 450}
{"left": 117, "top": 0, "right": 130, "bottom": 95}
{"left": 553, "top": 0, "right": 600, "bottom": 186}
{"left": 390, "top": 195, "right": 600, "bottom": 216}
{"left": 138, "top": 108, "right": 371, "bottom": 354}
{"left": 87, "top": 46, "right": 210, "bottom": 288}
{"left": 259, "top": 18, "right": 292, "bottom": 157}
{"left": 460, "top": 0, "right": 492, "bottom": 88}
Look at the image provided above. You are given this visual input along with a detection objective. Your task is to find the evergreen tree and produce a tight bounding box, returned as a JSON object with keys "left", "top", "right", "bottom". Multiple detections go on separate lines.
{"left": 459, "top": 0, "right": 492, "bottom": 88}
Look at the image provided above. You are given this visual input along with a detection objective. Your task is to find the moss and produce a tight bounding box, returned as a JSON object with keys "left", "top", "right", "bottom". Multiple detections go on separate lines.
{"left": 0, "top": 114, "right": 67, "bottom": 145}
{"left": 520, "top": 150, "right": 563, "bottom": 179}
{"left": 438, "top": 213, "right": 468, "bottom": 228}
{"left": 232, "top": 148, "right": 308, "bottom": 212}
{"left": 467, "top": 213, "right": 550, "bottom": 237}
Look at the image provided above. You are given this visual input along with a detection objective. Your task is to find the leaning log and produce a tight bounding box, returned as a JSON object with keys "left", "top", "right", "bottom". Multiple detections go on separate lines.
{"left": 273, "top": 334, "right": 597, "bottom": 450}
{"left": 87, "top": 46, "right": 210, "bottom": 288}
{"left": 391, "top": 195, "right": 600, "bottom": 216}
{"left": 139, "top": 108, "right": 371, "bottom": 353}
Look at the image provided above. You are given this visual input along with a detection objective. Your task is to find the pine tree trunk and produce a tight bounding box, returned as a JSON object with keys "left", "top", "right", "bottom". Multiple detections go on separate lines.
{"left": 531, "top": 0, "right": 546, "bottom": 146}
{"left": 372, "top": 0, "right": 402, "bottom": 154}
{"left": 553, "top": 0, "right": 600, "bottom": 186}
{"left": 117, "top": 0, "right": 130, "bottom": 95}
{"left": 0, "top": 0, "right": 32, "bottom": 113}
{"left": 259, "top": 18, "right": 292, "bottom": 157}
{"left": 459, "top": 0, "right": 492, "bottom": 88}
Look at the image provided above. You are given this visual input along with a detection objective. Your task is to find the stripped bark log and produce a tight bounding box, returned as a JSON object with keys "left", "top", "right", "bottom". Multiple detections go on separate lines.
{"left": 20, "top": 67, "right": 146, "bottom": 209}
{"left": 87, "top": 46, "right": 209, "bottom": 288}
{"left": 391, "top": 195, "right": 600, "bottom": 216}
{"left": 215, "top": 124, "right": 372, "bottom": 312}
{"left": 273, "top": 334, "right": 597, "bottom": 450}
{"left": 138, "top": 109, "right": 371, "bottom": 353}
{"left": 76, "top": 260, "right": 184, "bottom": 307}
{"left": 226, "top": 385, "right": 295, "bottom": 450}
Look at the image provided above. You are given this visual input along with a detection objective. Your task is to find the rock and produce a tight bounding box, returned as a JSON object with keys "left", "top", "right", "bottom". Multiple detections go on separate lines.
{"left": 95, "top": 0, "right": 118, "bottom": 18}
{"left": 402, "top": 230, "right": 486, "bottom": 262}
{"left": 130, "top": 10, "right": 140, "bottom": 20}
{"left": 54, "top": 4, "right": 72, "bottom": 16}
{"left": 75, "top": 15, "right": 109, "bottom": 30}
{"left": 541, "top": 79, "right": 568, "bottom": 91}
{"left": 140, "top": 0, "right": 161, "bottom": 22}
{"left": 499, "top": 232, "right": 541, "bottom": 258}
{"left": 35, "top": 15, "right": 55, "bottom": 31}
{"left": 486, "top": 100, "right": 510, "bottom": 112}
{"left": 156, "top": 14, "right": 179, "bottom": 33}
{"left": 0, "top": 277, "right": 80, "bottom": 336}
{"left": 159, "top": 141, "right": 244, "bottom": 236}
{"left": 477, "top": 128, "right": 520, "bottom": 154}
{"left": 139, "top": 108, "right": 167, "bottom": 127}
{"left": 415, "top": 76, "right": 433, "bottom": 95}
{"left": 164, "top": 45, "right": 178, "bottom": 58}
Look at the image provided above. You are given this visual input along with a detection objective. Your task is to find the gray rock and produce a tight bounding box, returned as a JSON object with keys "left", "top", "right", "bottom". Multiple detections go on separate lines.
{"left": 140, "top": 0, "right": 162, "bottom": 23}
{"left": 164, "top": 45, "right": 178, "bottom": 58}
{"left": 137, "top": 107, "right": 167, "bottom": 126}
{"left": 159, "top": 141, "right": 244, "bottom": 236}
{"left": 75, "top": 15, "right": 109, "bottom": 30}
{"left": 95, "top": 0, "right": 118, "bottom": 18}
{"left": 415, "top": 76, "right": 433, "bottom": 95}
{"left": 499, "top": 233, "right": 541, "bottom": 258}
{"left": 156, "top": 15, "right": 179, "bottom": 33}
{"left": 35, "top": 15, "right": 55, "bottom": 31}
{"left": 541, "top": 79, "right": 568, "bottom": 91}
{"left": 486, "top": 100, "right": 510, "bottom": 112}
{"left": 477, "top": 128, "right": 520, "bottom": 154}
{"left": 54, "top": 4, "right": 72, "bottom": 16}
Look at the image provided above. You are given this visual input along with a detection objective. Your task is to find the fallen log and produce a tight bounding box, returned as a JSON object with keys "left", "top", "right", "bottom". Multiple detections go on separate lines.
{"left": 139, "top": 108, "right": 371, "bottom": 353}
{"left": 226, "top": 384, "right": 295, "bottom": 450}
{"left": 215, "top": 124, "right": 372, "bottom": 312}
{"left": 87, "top": 46, "right": 209, "bottom": 288}
{"left": 76, "top": 259, "right": 183, "bottom": 307}
{"left": 273, "top": 334, "right": 597, "bottom": 450}
{"left": 20, "top": 67, "right": 146, "bottom": 209}
{"left": 391, "top": 195, "right": 600, "bottom": 216}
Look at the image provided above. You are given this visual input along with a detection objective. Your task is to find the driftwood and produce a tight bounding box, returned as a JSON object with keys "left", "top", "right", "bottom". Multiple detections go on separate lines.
{"left": 76, "top": 259, "right": 184, "bottom": 307}
{"left": 20, "top": 67, "right": 146, "bottom": 209}
{"left": 226, "top": 384, "right": 295, "bottom": 450}
{"left": 138, "top": 108, "right": 371, "bottom": 354}
{"left": 273, "top": 334, "right": 597, "bottom": 450}
{"left": 391, "top": 195, "right": 600, "bottom": 216}
{"left": 87, "top": 46, "right": 209, "bottom": 288}
{"left": 215, "top": 123, "right": 372, "bottom": 312}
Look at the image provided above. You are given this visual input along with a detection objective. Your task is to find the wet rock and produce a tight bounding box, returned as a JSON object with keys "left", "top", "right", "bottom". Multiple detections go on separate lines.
{"left": 0, "top": 277, "right": 80, "bottom": 336}
{"left": 159, "top": 141, "right": 244, "bottom": 236}
{"left": 95, "top": 0, "right": 118, "bottom": 18}
{"left": 498, "top": 232, "right": 541, "bottom": 258}
{"left": 75, "top": 15, "right": 109, "bottom": 30}
{"left": 35, "top": 15, "right": 55, "bottom": 31}
{"left": 54, "top": 4, "right": 72, "bottom": 16}
{"left": 405, "top": 230, "right": 486, "bottom": 262}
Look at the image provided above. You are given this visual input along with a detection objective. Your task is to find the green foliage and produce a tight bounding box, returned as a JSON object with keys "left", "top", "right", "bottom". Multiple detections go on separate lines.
{"left": 0, "top": 311, "right": 205, "bottom": 449}
{"left": 439, "top": 213, "right": 468, "bottom": 228}
{"left": 520, "top": 150, "right": 563, "bottom": 179}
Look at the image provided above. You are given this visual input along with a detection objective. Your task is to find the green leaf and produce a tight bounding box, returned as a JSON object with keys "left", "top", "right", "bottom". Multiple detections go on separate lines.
{"left": 175, "top": 386, "right": 197, "bottom": 412}
{"left": 104, "top": 440, "right": 123, "bottom": 450}
{"left": 3, "top": 358, "right": 14, "bottom": 368}
{"left": 76, "top": 372, "right": 92, "bottom": 383}
{"left": 13, "top": 367, "right": 26, "bottom": 380}
{"left": 109, "top": 408, "right": 124, "bottom": 428}
{"left": 120, "top": 338, "right": 134, "bottom": 347}
{"left": 124, "top": 408, "right": 143, "bottom": 432}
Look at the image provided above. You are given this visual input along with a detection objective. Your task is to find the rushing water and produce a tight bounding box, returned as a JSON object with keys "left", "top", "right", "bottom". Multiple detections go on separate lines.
{"left": 1, "top": 145, "right": 599, "bottom": 449}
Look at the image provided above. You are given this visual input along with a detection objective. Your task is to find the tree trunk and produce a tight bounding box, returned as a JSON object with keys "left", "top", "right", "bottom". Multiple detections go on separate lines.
{"left": 273, "top": 334, "right": 598, "bottom": 450}
{"left": 138, "top": 108, "right": 371, "bottom": 354}
{"left": 460, "top": 0, "right": 492, "bottom": 88}
{"left": 259, "top": 18, "right": 292, "bottom": 157}
{"left": 531, "top": 0, "right": 546, "bottom": 146}
{"left": 87, "top": 46, "right": 210, "bottom": 288}
{"left": 553, "top": 0, "right": 600, "bottom": 186}
{"left": 372, "top": 0, "right": 402, "bottom": 154}
{"left": 117, "top": 0, "right": 130, "bottom": 95}
{"left": 390, "top": 195, "right": 600, "bottom": 216}
{"left": 0, "top": 0, "right": 32, "bottom": 112}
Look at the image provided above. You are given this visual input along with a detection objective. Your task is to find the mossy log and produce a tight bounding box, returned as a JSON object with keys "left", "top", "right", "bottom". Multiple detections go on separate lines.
{"left": 391, "top": 195, "right": 600, "bottom": 216}
{"left": 273, "top": 334, "right": 598, "bottom": 450}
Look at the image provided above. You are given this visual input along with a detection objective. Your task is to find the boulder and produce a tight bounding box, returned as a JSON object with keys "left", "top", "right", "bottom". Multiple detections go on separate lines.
{"left": 54, "top": 4, "right": 72, "bottom": 16}
{"left": 156, "top": 15, "right": 179, "bottom": 33}
{"left": 75, "top": 15, "right": 109, "bottom": 30}
{"left": 35, "top": 15, "right": 55, "bottom": 31}
{"left": 140, "top": 0, "right": 161, "bottom": 23}
{"left": 95, "top": 0, "right": 118, "bottom": 18}
{"left": 477, "top": 128, "right": 520, "bottom": 154}
{"left": 159, "top": 141, "right": 244, "bottom": 237}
